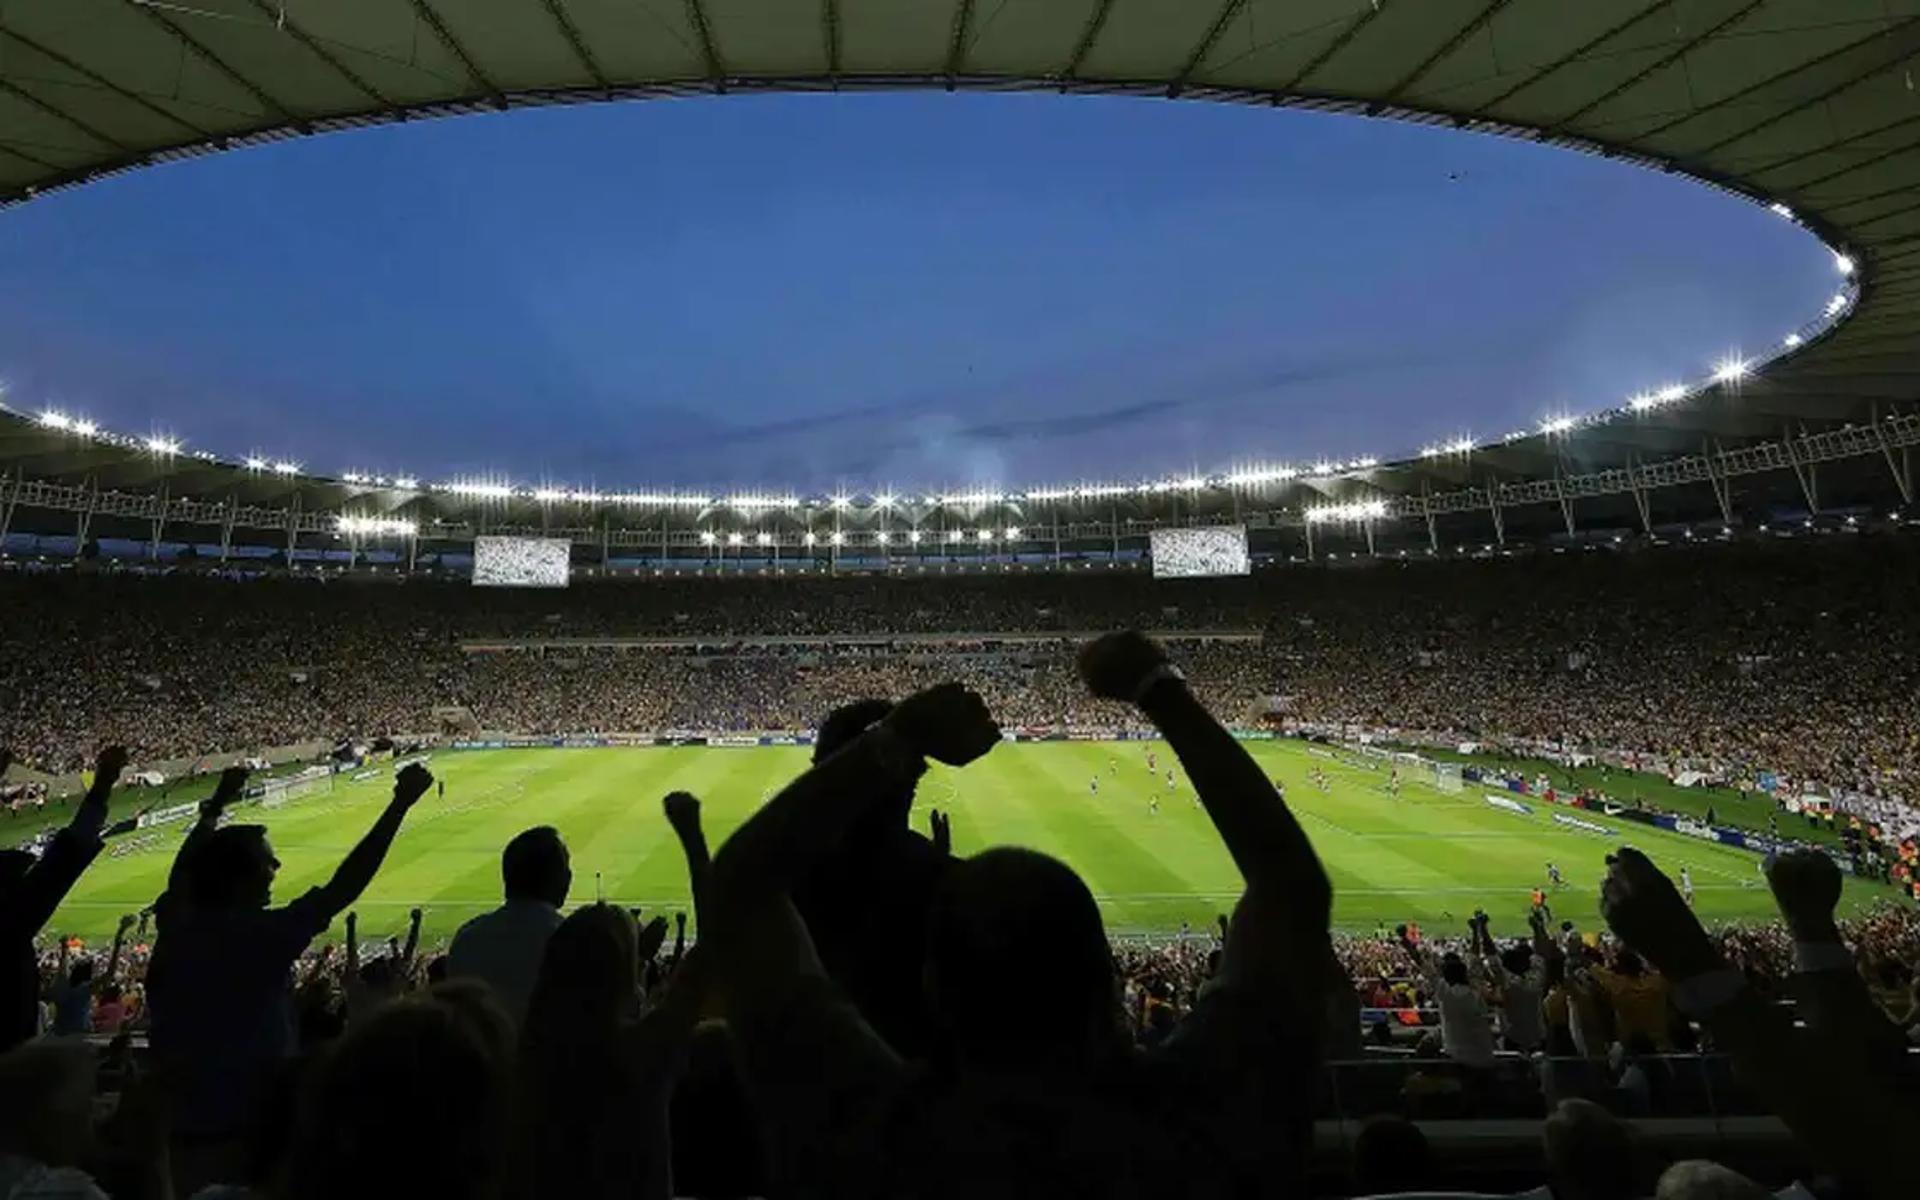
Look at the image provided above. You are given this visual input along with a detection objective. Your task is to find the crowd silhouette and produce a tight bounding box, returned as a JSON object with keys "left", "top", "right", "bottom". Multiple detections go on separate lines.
{"left": 4, "top": 629, "right": 1919, "bottom": 1198}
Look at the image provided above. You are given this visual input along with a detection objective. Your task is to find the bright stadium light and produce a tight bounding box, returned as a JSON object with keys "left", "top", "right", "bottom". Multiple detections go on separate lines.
{"left": 1768, "top": 202, "right": 1795, "bottom": 219}
{"left": 1306, "top": 500, "right": 1389, "bottom": 524}
{"left": 803, "top": 532, "right": 817, "bottom": 546}
{"left": 830, "top": 495, "right": 850, "bottom": 511}
{"left": 977, "top": 528, "right": 993, "bottom": 542}
{"left": 1712, "top": 357, "right": 1750, "bottom": 384}
{"left": 244, "top": 457, "right": 267, "bottom": 471}
{"left": 1656, "top": 384, "right": 1687, "bottom": 404}
{"left": 72, "top": 420, "right": 96, "bottom": 437}
{"left": 1835, "top": 252, "right": 1856, "bottom": 276}
{"left": 876, "top": 493, "right": 896, "bottom": 509}
{"left": 272, "top": 461, "right": 300, "bottom": 475}
{"left": 699, "top": 531, "right": 716, "bottom": 545}
{"left": 909, "top": 529, "right": 922, "bottom": 543}
{"left": 533, "top": 488, "right": 566, "bottom": 503}
{"left": 830, "top": 531, "right": 845, "bottom": 546}
{"left": 727, "top": 532, "right": 743, "bottom": 546}
{"left": 336, "top": 515, "right": 415, "bottom": 537}
{"left": 1826, "top": 293, "right": 1849, "bottom": 317}
{"left": 145, "top": 436, "right": 180, "bottom": 457}
{"left": 1539, "top": 416, "right": 1575, "bottom": 436}
{"left": 946, "top": 530, "right": 962, "bottom": 544}
{"left": 1784, "top": 333, "right": 1804, "bottom": 349}
{"left": 1005, "top": 526, "right": 1021, "bottom": 540}
{"left": 37, "top": 411, "right": 70, "bottom": 430}
{"left": 756, "top": 532, "right": 772, "bottom": 546}
{"left": 875, "top": 531, "right": 890, "bottom": 545}
{"left": 394, "top": 476, "right": 419, "bottom": 490}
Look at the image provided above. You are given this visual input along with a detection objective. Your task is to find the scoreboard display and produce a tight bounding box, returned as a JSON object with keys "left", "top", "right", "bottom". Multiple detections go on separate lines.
{"left": 472, "top": 536, "right": 572, "bottom": 588}
{"left": 1150, "top": 526, "right": 1250, "bottom": 579}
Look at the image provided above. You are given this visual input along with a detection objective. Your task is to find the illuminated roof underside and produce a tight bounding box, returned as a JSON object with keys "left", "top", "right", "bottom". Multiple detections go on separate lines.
{"left": 2, "top": 0, "right": 1919, "bottom": 535}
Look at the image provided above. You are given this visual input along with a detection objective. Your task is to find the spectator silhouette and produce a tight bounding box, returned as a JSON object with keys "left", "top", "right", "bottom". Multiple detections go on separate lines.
{"left": 0, "top": 747, "right": 124, "bottom": 1051}
{"left": 282, "top": 990, "right": 513, "bottom": 1200}
{"left": 791, "top": 697, "right": 951, "bottom": 1058}
{"left": 707, "top": 633, "right": 1334, "bottom": 1199}
{"left": 448, "top": 825, "right": 572, "bottom": 1025}
{"left": 148, "top": 763, "right": 433, "bottom": 1193}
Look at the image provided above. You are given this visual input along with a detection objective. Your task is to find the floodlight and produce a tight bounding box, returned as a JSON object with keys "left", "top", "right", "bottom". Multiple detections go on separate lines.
{"left": 146, "top": 436, "right": 180, "bottom": 456}
{"left": 830, "top": 531, "right": 845, "bottom": 546}
{"left": 699, "top": 531, "right": 716, "bottom": 545}
{"left": 875, "top": 531, "right": 890, "bottom": 545}
{"left": 37, "top": 411, "right": 70, "bottom": 430}
{"left": 727, "top": 532, "right": 743, "bottom": 545}
{"left": 1539, "top": 416, "right": 1575, "bottom": 435}
{"left": 1712, "top": 357, "right": 1750, "bottom": 383}
{"left": 803, "top": 532, "right": 817, "bottom": 546}
{"left": 1783, "top": 333, "right": 1804, "bottom": 349}
{"left": 1835, "top": 253, "right": 1855, "bottom": 276}
{"left": 1005, "top": 526, "right": 1021, "bottom": 539}
{"left": 72, "top": 420, "right": 96, "bottom": 437}
{"left": 909, "top": 530, "right": 922, "bottom": 543}
{"left": 245, "top": 457, "right": 268, "bottom": 471}
{"left": 756, "top": 532, "right": 772, "bottom": 546}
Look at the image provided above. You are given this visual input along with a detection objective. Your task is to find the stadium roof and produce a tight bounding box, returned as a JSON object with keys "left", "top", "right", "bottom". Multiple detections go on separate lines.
{"left": 1, "top": 0, "right": 1918, "bottom": 551}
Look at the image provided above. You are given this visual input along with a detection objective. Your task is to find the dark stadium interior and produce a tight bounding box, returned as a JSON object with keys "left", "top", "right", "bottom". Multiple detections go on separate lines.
{"left": 7, "top": 2, "right": 1920, "bottom": 1199}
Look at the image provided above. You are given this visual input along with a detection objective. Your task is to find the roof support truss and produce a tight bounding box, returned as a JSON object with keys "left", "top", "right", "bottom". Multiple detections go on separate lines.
{"left": 1058, "top": 0, "right": 1117, "bottom": 85}
{"left": 1167, "top": 0, "right": 1247, "bottom": 98}
{"left": 408, "top": 0, "right": 506, "bottom": 105}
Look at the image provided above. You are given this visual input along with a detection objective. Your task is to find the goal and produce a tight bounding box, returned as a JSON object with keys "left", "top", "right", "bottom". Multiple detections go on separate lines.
{"left": 1430, "top": 761, "right": 1464, "bottom": 794}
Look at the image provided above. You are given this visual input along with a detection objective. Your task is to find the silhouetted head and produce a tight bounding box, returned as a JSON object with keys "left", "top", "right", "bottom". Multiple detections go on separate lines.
{"left": 1543, "top": 1098, "right": 1639, "bottom": 1200}
{"left": 66, "top": 961, "right": 93, "bottom": 988}
{"left": 1614, "top": 948, "right": 1645, "bottom": 978}
{"left": 525, "top": 903, "right": 637, "bottom": 1034}
{"left": 1352, "top": 1114, "right": 1432, "bottom": 1194}
{"left": 926, "top": 846, "right": 1122, "bottom": 1069}
{"left": 0, "top": 1039, "right": 97, "bottom": 1167}
{"left": 501, "top": 826, "right": 570, "bottom": 908}
{"left": 1440, "top": 953, "right": 1470, "bottom": 987}
{"left": 286, "top": 997, "right": 511, "bottom": 1200}
{"left": 814, "top": 699, "right": 920, "bottom": 839}
{"left": 1502, "top": 944, "right": 1534, "bottom": 976}
{"left": 186, "top": 825, "right": 277, "bottom": 910}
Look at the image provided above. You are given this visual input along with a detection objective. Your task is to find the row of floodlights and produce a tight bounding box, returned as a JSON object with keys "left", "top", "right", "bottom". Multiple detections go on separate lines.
{"left": 697, "top": 527, "right": 1026, "bottom": 547}
{"left": 20, "top": 248, "right": 1857, "bottom": 502}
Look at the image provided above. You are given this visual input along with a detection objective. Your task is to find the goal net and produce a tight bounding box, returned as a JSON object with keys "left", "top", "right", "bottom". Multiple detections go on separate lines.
{"left": 1430, "top": 761, "right": 1464, "bottom": 794}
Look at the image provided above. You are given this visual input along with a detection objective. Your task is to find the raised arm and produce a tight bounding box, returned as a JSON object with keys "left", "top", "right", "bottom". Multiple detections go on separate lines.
{"left": 1766, "top": 850, "right": 1910, "bottom": 1078}
{"left": 662, "top": 791, "right": 710, "bottom": 921}
{"left": 701, "top": 684, "right": 999, "bottom": 1169}
{"left": 164, "top": 764, "right": 251, "bottom": 899}
{"left": 310, "top": 763, "right": 433, "bottom": 919}
{"left": 1078, "top": 633, "right": 1332, "bottom": 975}
{"left": 104, "top": 913, "right": 134, "bottom": 984}
{"left": 400, "top": 907, "right": 422, "bottom": 974}
{"left": 1602, "top": 847, "right": 1920, "bottom": 1199}
{"left": 10, "top": 747, "right": 128, "bottom": 936}
{"left": 344, "top": 911, "right": 360, "bottom": 981}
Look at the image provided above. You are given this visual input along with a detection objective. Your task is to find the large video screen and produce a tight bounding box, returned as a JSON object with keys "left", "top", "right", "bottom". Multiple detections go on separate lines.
{"left": 1150, "top": 526, "right": 1250, "bottom": 579}
{"left": 472, "top": 536, "right": 572, "bottom": 589}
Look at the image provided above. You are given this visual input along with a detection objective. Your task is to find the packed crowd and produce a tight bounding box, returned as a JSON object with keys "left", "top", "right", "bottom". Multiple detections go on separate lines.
{"left": 5, "top": 636, "right": 1919, "bottom": 1200}
{"left": 2, "top": 539, "right": 1915, "bottom": 825}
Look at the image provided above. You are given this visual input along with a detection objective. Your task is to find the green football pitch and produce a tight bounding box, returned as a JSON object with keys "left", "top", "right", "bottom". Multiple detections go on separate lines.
{"left": 45, "top": 740, "right": 1898, "bottom": 947}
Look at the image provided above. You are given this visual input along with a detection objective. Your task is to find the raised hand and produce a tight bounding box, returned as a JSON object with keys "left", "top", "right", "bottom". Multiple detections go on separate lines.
{"left": 117, "top": 912, "right": 137, "bottom": 934}
{"left": 1076, "top": 631, "right": 1172, "bottom": 703}
{"left": 663, "top": 790, "right": 702, "bottom": 834}
{"left": 391, "top": 762, "right": 434, "bottom": 809}
{"left": 929, "top": 808, "right": 951, "bottom": 856}
{"left": 883, "top": 682, "right": 1000, "bottom": 766}
{"left": 210, "top": 764, "right": 251, "bottom": 807}
{"left": 95, "top": 745, "right": 131, "bottom": 787}
{"left": 1766, "top": 850, "right": 1844, "bottom": 938}
{"left": 409, "top": 907, "right": 423, "bottom": 926}
{"left": 345, "top": 911, "right": 358, "bottom": 934}
{"left": 637, "top": 913, "right": 670, "bottom": 962}
{"left": 1600, "top": 848, "right": 1721, "bottom": 979}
